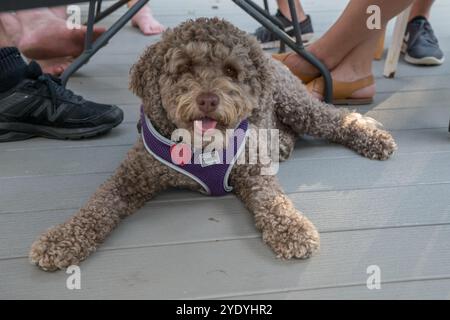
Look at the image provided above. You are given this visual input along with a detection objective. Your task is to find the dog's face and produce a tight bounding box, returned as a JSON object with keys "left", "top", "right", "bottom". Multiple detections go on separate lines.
{"left": 159, "top": 41, "right": 256, "bottom": 139}
{"left": 130, "top": 18, "right": 269, "bottom": 144}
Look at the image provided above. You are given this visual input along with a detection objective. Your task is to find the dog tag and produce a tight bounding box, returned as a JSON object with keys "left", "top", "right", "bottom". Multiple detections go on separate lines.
{"left": 200, "top": 150, "right": 221, "bottom": 167}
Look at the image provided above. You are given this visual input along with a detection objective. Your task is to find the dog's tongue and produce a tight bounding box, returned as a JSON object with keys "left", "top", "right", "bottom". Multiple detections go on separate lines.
{"left": 195, "top": 118, "right": 217, "bottom": 133}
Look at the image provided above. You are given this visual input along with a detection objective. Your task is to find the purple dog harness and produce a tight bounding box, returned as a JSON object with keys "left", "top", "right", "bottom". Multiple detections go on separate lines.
{"left": 140, "top": 107, "right": 249, "bottom": 196}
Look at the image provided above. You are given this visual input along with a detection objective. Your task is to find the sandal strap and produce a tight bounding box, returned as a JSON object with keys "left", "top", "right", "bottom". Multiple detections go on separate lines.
{"left": 308, "top": 75, "right": 374, "bottom": 99}
{"left": 272, "top": 52, "right": 319, "bottom": 83}
{"left": 272, "top": 52, "right": 295, "bottom": 63}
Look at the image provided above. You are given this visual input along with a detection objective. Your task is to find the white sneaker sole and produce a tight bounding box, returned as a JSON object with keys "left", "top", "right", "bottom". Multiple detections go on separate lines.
{"left": 404, "top": 53, "right": 445, "bottom": 65}
{"left": 401, "top": 42, "right": 445, "bottom": 65}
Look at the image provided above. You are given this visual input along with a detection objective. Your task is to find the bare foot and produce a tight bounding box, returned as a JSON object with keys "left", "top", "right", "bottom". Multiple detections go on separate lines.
{"left": 8, "top": 9, "right": 105, "bottom": 60}
{"left": 34, "top": 56, "right": 74, "bottom": 76}
{"left": 0, "top": 15, "right": 14, "bottom": 47}
{"left": 0, "top": 13, "right": 22, "bottom": 46}
{"left": 279, "top": 51, "right": 320, "bottom": 77}
{"left": 49, "top": 6, "right": 68, "bottom": 19}
{"left": 18, "top": 25, "right": 105, "bottom": 60}
{"left": 131, "top": 5, "right": 164, "bottom": 35}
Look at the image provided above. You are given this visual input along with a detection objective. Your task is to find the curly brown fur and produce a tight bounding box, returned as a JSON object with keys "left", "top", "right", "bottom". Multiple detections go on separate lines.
{"left": 29, "top": 18, "right": 396, "bottom": 270}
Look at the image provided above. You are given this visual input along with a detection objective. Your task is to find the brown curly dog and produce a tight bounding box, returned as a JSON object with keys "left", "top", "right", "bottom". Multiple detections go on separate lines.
{"left": 29, "top": 18, "right": 396, "bottom": 271}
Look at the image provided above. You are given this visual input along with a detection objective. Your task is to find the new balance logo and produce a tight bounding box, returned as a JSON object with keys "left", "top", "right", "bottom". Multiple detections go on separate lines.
{"left": 32, "top": 100, "right": 67, "bottom": 122}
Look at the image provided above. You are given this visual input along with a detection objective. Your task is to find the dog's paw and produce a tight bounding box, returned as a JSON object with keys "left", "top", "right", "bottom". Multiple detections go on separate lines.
{"left": 344, "top": 113, "right": 397, "bottom": 160}
{"left": 357, "top": 128, "right": 397, "bottom": 160}
{"left": 279, "top": 142, "right": 294, "bottom": 162}
{"left": 29, "top": 225, "right": 91, "bottom": 271}
{"left": 261, "top": 211, "right": 320, "bottom": 259}
{"left": 278, "top": 131, "right": 296, "bottom": 162}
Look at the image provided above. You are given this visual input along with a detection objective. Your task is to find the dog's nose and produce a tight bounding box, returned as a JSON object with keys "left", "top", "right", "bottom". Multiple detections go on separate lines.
{"left": 196, "top": 92, "right": 219, "bottom": 113}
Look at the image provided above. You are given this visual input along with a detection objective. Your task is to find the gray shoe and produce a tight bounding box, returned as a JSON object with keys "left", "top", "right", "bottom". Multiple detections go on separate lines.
{"left": 403, "top": 16, "right": 444, "bottom": 65}
{"left": 253, "top": 10, "right": 314, "bottom": 49}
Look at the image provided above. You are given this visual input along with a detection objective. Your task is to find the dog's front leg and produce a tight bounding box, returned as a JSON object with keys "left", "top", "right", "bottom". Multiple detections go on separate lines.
{"left": 272, "top": 65, "right": 396, "bottom": 160}
{"left": 29, "top": 141, "right": 169, "bottom": 271}
{"left": 276, "top": 95, "right": 397, "bottom": 160}
{"left": 230, "top": 166, "right": 320, "bottom": 259}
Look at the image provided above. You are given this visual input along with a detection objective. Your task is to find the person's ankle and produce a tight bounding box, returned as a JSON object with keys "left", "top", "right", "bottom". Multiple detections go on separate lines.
{"left": 306, "top": 44, "right": 332, "bottom": 72}
{"left": 331, "top": 62, "right": 372, "bottom": 83}
{"left": 278, "top": 8, "right": 307, "bottom": 23}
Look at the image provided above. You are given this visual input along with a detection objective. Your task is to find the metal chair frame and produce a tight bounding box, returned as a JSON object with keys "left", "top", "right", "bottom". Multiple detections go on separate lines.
{"left": 232, "top": 0, "right": 333, "bottom": 103}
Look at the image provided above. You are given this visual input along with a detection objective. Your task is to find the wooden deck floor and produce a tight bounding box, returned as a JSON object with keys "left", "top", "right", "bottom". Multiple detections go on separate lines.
{"left": 1, "top": 0, "right": 450, "bottom": 299}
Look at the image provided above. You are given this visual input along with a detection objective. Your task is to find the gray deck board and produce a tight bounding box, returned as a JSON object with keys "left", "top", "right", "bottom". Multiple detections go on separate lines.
{"left": 1, "top": 0, "right": 450, "bottom": 299}
{"left": 1, "top": 127, "right": 450, "bottom": 177}
{"left": 1, "top": 126, "right": 448, "bottom": 154}
{"left": 2, "top": 183, "right": 450, "bottom": 260}
{"left": 2, "top": 150, "right": 450, "bottom": 214}
{"left": 227, "top": 279, "right": 450, "bottom": 300}
{"left": 2, "top": 225, "right": 450, "bottom": 299}
{"left": 1, "top": 95, "right": 443, "bottom": 130}
{"left": 68, "top": 72, "right": 450, "bottom": 93}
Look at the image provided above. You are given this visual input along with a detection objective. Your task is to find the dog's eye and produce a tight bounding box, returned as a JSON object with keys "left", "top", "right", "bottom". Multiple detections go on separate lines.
{"left": 179, "top": 86, "right": 189, "bottom": 93}
{"left": 179, "top": 61, "right": 193, "bottom": 74}
{"left": 185, "top": 62, "right": 193, "bottom": 71}
{"left": 224, "top": 65, "right": 238, "bottom": 79}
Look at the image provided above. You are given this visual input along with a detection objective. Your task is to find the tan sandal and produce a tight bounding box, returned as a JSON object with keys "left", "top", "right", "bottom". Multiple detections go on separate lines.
{"left": 272, "top": 52, "right": 319, "bottom": 84}
{"left": 306, "top": 75, "right": 375, "bottom": 105}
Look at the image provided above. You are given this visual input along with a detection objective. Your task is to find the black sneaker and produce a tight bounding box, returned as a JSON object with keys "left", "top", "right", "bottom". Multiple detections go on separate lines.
{"left": 253, "top": 10, "right": 314, "bottom": 49}
{"left": 402, "top": 16, "right": 445, "bottom": 65}
{"left": 0, "top": 130, "right": 34, "bottom": 142}
{"left": 0, "top": 62, "right": 123, "bottom": 142}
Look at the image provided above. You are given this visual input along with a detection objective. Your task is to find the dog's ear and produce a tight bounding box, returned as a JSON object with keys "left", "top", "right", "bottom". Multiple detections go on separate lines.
{"left": 129, "top": 39, "right": 168, "bottom": 103}
{"left": 246, "top": 35, "right": 273, "bottom": 101}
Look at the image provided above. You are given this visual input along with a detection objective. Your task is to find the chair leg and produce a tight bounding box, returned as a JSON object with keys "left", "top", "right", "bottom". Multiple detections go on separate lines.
{"left": 374, "top": 30, "right": 385, "bottom": 61}
{"left": 60, "top": 0, "right": 150, "bottom": 86}
{"left": 232, "top": 0, "right": 333, "bottom": 103}
{"left": 383, "top": 5, "right": 412, "bottom": 78}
